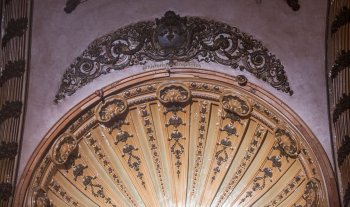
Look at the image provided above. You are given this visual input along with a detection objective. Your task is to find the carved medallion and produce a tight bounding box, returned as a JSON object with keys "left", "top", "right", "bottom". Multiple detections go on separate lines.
{"left": 303, "top": 178, "right": 321, "bottom": 206}
{"left": 156, "top": 82, "right": 191, "bottom": 104}
{"left": 50, "top": 133, "right": 77, "bottom": 165}
{"left": 153, "top": 11, "right": 189, "bottom": 53}
{"left": 274, "top": 127, "right": 300, "bottom": 158}
{"left": 95, "top": 95, "right": 127, "bottom": 123}
{"left": 219, "top": 92, "right": 252, "bottom": 116}
{"left": 33, "top": 188, "right": 52, "bottom": 207}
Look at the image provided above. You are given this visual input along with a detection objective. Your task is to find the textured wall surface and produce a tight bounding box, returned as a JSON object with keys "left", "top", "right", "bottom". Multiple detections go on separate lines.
{"left": 18, "top": 0, "right": 331, "bottom": 178}
{"left": 327, "top": 0, "right": 350, "bottom": 205}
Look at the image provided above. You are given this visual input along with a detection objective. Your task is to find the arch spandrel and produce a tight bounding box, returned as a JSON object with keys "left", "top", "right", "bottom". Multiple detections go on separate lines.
{"left": 16, "top": 69, "right": 337, "bottom": 207}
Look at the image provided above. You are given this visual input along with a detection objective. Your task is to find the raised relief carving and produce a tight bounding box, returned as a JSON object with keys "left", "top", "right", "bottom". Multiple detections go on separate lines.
{"left": 122, "top": 144, "right": 145, "bottom": 187}
{"left": 274, "top": 127, "right": 300, "bottom": 159}
{"left": 82, "top": 176, "right": 104, "bottom": 198}
{"left": 51, "top": 133, "right": 77, "bottom": 165}
{"left": 169, "top": 130, "right": 186, "bottom": 177}
{"left": 95, "top": 95, "right": 127, "bottom": 123}
{"left": 264, "top": 174, "right": 303, "bottom": 207}
{"left": 236, "top": 75, "right": 248, "bottom": 86}
{"left": 191, "top": 101, "right": 209, "bottom": 195}
{"left": 216, "top": 126, "right": 266, "bottom": 206}
{"left": 33, "top": 188, "right": 52, "bottom": 207}
{"left": 49, "top": 180, "right": 79, "bottom": 206}
{"left": 303, "top": 178, "right": 321, "bottom": 206}
{"left": 55, "top": 11, "right": 293, "bottom": 102}
{"left": 23, "top": 77, "right": 332, "bottom": 207}
{"left": 157, "top": 82, "right": 191, "bottom": 104}
{"left": 139, "top": 104, "right": 165, "bottom": 194}
{"left": 220, "top": 92, "right": 251, "bottom": 117}
{"left": 84, "top": 133, "right": 138, "bottom": 206}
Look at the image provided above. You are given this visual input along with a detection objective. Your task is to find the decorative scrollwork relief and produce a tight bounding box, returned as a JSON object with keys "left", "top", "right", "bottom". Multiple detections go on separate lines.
{"left": 157, "top": 82, "right": 191, "bottom": 104}
{"left": 95, "top": 95, "right": 127, "bottom": 123}
{"left": 274, "top": 127, "right": 300, "bottom": 159}
{"left": 302, "top": 178, "right": 321, "bottom": 206}
{"left": 55, "top": 11, "right": 293, "bottom": 102}
{"left": 33, "top": 188, "right": 52, "bottom": 207}
{"left": 51, "top": 133, "right": 77, "bottom": 165}
{"left": 169, "top": 130, "right": 186, "bottom": 177}
{"left": 22, "top": 76, "right": 334, "bottom": 206}
{"left": 220, "top": 92, "right": 251, "bottom": 116}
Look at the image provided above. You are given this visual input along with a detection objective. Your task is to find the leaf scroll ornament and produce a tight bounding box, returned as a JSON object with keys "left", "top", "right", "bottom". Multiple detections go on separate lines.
{"left": 55, "top": 11, "right": 293, "bottom": 102}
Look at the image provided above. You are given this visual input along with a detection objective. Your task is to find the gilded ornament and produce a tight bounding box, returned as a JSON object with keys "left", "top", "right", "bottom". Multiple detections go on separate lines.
{"left": 303, "top": 178, "right": 321, "bottom": 207}
{"left": 236, "top": 75, "right": 248, "bottom": 86}
{"left": 50, "top": 133, "right": 77, "bottom": 165}
{"left": 274, "top": 127, "right": 300, "bottom": 159}
{"left": 220, "top": 92, "right": 251, "bottom": 116}
{"left": 95, "top": 95, "right": 127, "bottom": 123}
{"left": 157, "top": 82, "right": 191, "bottom": 104}
{"left": 33, "top": 188, "right": 52, "bottom": 207}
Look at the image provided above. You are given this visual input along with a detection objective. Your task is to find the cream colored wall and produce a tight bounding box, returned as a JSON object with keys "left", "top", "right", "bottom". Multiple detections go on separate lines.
{"left": 18, "top": 0, "right": 331, "bottom": 178}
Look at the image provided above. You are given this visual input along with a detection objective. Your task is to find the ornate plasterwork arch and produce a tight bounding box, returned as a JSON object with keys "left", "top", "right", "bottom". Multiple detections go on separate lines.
{"left": 17, "top": 69, "right": 337, "bottom": 207}
{"left": 55, "top": 11, "right": 293, "bottom": 102}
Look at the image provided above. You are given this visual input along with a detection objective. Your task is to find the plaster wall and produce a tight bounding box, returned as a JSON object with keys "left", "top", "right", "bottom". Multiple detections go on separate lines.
{"left": 19, "top": 0, "right": 331, "bottom": 178}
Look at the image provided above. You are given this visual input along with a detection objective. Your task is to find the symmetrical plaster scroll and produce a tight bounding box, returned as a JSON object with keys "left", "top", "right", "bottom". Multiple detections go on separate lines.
{"left": 55, "top": 11, "right": 293, "bottom": 102}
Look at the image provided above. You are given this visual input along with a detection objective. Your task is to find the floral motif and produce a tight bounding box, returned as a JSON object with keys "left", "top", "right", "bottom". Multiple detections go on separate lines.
{"left": 55, "top": 11, "right": 293, "bottom": 102}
